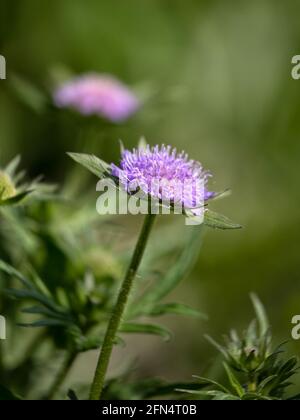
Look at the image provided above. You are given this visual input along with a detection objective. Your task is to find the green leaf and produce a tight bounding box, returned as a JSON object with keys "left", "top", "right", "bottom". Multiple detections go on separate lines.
{"left": 130, "top": 226, "right": 204, "bottom": 317}
{"left": 204, "top": 334, "right": 228, "bottom": 359}
{"left": 18, "top": 318, "right": 71, "bottom": 328}
{"left": 9, "top": 73, "right": 48, "bottom": 114}
{"left": 211, "top": 391, "right": 240, "bottom": 400}
{"left": 223, "top": 362, "right": 244, "bottom": 398}
{"left": 204, "top": 209, "right": 242, "bottom": 230}
{"left": 67, "top": 153, "right": 111, "bottom": 179}
{"left": 242, "top": 393, "right": 273, "bottom": 400}
{"left": 250, "top": 293, "right": 269, "bottom": 337}
{"left": 278, "top": 357, "right": 298, "bottom": 375}
{"left": 0, "top": 385, "right": 21, "bottom": 400}
{"left": 75, "top": 335, "right": 124, "bottom": 352}
{"left": 0, "top": 260, "right": 34, "bottom": 290}
{"left": 67, "top": 389, "right": 79, "bottom": 401}
{"left": 5, "top": 155, "right": 21, "bottom": 177}
{"left": 22, "top": 305, "right": 71, "bottom": 322}
{"left": 147, "top": 302, "right": 207, "bottom": 319}
{"left": 257, "top": 375, "right": 278, "bottom": 394}
{"left": 192, "top": 375, "right": 231, "bottom": 394}
{"left": 176, "top": 389, "right": 239, "bottom": 400}
{"left": 120, "top": 322, "right": 172, "bottom": 341}
{"left": 5, "top": 288, "right": 64, "bottom": 314}
{"left": 0, "top": 190, "right": 33, "bottom": 207}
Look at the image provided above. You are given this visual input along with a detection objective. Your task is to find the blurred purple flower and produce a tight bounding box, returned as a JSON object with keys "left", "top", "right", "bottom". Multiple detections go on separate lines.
{"left": 111, "top": 145, "right": 215, "bottom": 211}
{"left": 53, "top": 74, "right": 139, "bottom": 122}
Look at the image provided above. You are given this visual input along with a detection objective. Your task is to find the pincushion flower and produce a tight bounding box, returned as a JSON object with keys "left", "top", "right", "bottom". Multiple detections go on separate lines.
{"left": 68, "top": 139, "right": 241, "bottom": 400}
{"left": 53, "top": 74, "right": 139, "bottom": 122}
{"left": 111, "top": 144, "right": 215, "bottom": 216}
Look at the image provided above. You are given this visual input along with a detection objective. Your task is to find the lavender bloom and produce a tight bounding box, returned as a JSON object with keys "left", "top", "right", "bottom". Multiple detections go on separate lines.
{"left": 53, "top": 74, "right": 139, "bottom": 122}
{"left": 111, "top": 145, "right": 215, "bottom": 213}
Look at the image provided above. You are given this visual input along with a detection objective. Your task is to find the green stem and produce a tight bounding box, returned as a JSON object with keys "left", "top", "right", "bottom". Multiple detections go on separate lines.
{"left": 45, "top": 350, "right": 77, "bottom": 400}
{"left": 89, "top": 213, "right": 156, "bottom": 400}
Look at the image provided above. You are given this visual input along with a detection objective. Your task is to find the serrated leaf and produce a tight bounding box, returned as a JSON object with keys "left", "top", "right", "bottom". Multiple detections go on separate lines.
{"left": 204, "top": 209, "right": 242, "bottom": 230}
{"left": 67, "top": 153, "right": 111, "bottom": 179}
{"left": 120, "top": 322, "right": 172, "bottom": 341}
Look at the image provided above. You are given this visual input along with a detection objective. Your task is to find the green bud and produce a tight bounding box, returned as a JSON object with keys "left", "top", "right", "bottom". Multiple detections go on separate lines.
{"left": 0, "top": 171, "right": 17, "bottom": 200}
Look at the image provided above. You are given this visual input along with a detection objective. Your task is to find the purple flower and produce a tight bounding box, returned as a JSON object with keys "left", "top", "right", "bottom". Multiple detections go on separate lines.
{"left": 111, "top": 145, "right": 215, "bottom": 212}
{"left": 53, "top": 74, "right": 139, "bottom": 122}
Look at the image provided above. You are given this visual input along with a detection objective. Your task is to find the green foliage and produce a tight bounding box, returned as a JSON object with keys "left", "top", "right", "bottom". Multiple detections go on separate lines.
{"left": 203, "top": 209, "right": 242, "bottom": 230}
{"left": 0, "top": 155, "right": 55, "bottom": 207}
{"left": 0, "top": 386, "right": 21, "bottom": 401}
{"left": 0, "top": 158, "right": 208, "bottom": 399}
{"left": 179, "top": 295, "right": 300, "bottom": 400}
{"left": 67, "top": 153, "right": 111, "bottom": 180}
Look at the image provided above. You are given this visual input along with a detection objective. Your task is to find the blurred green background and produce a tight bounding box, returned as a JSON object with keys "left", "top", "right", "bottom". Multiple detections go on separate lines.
{"left": 1, "top": 0, "right": 300, "bottom": 393}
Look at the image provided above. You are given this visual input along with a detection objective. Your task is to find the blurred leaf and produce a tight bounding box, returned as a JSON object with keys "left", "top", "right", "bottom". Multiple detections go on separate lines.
{"left": 0, "top": 386, "right": 21, "bottom": 401}
{"left": 5, "top": 155, "right": 21, "bottom": 177}
{"left": 130, "top": 226, "right": 203, "bottom": 317}
{"left": 67, "top": 389, "right": 79, "bottom": 401}
{"left": 147, "top": 302, "right": 207, "bottom": 319}
{"left": 138, "top": 137, "right": 147, "bottom": 150}
{"left": 250, "top": 293, "right": 269, "bottom": 337}
{"left": 0, "top": 260, "right": 35, "bottom": 290}
{"left": 204, "top": 209, "right": 242, "bottom": 230}
{"left": 0, "top": 190, "right": 33, "bottom": 207}
{"left": 120, "top": 322, "right": 172, "bottom": 341}
{"left": 204, "top": 334, "right": 228, "bottom": 359}
{"left": 9, "top": 74, "right": 48, "bottom": 114}
{"left": 5, "top": 288, "right": 63, "bottom": 313}
{"left": 22, "top": 306, "right": 71, "bottom": 322}
{"left": 67, "top": 153, "right": 111, "bottom": 179}
{"left": 18, "top": 319, "right": 71, "bottom": 328}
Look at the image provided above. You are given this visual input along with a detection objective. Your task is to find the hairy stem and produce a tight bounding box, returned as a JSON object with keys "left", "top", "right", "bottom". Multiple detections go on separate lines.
{"left": 89, "top": 213, "right": 156, "bottom": 400}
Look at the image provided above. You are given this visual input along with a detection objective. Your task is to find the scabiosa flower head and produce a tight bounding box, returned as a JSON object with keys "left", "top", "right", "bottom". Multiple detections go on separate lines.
{"left": 111, "top": 145, "right": 215, "bottom": 212}
{"left": 53, "top": 74, "right": 139, "bottom": 122}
